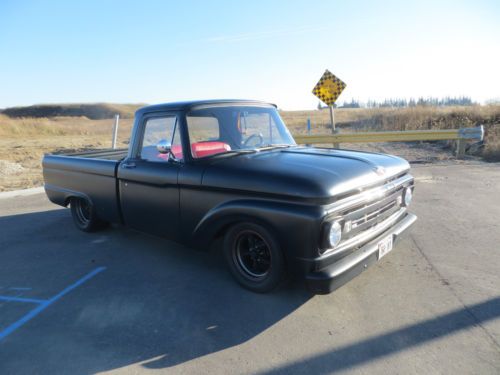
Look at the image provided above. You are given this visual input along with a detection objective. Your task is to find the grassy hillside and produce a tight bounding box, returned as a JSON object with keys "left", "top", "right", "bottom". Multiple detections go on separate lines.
{"left": 1, "top": 104, "right": 499, "bottom": 160}
{"left": 1, "top": 103, "right": 143, "bottom": 120}
{"left": 281, "top": 105, "right": 500, "bottom": 161}
{"left": 0, "top": 103, "right": 499, "bottom": 191}
{"left": 282, "top": 105, "right": 499, "bottom": 133}
{"left": 0, "top": 115, "right": 135, "bottom": 191}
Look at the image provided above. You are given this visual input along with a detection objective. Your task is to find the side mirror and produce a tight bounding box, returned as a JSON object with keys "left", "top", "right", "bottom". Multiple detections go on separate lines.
{"left": 156, "top": 139, "right": 171, "bottom": 154}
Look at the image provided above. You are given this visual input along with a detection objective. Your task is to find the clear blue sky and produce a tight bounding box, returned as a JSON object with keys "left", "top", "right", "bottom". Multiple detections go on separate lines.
{"left": 1, "top": 0, "right": 499, "bottom": 110}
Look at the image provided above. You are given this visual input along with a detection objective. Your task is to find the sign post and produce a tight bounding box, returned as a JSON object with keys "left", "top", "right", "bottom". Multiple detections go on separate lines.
{"left": 111, "top": 114, "right": 119, "bottom": 149}
{"left": 312, "top": 70, "right": 346, "bottom": 145}
{"left": 329, "top": 105, "right": 335, "bottom": 134}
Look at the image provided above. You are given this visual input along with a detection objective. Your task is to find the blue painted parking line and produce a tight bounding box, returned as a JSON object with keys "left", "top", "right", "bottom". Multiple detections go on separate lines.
{"left": 0, "top": 266, "right": 106, "bottom": 342}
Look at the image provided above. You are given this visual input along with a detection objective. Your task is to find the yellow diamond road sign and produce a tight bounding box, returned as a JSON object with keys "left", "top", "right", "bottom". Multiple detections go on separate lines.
{"left": 312, "top": 70, "right": 346, "bottom": 106}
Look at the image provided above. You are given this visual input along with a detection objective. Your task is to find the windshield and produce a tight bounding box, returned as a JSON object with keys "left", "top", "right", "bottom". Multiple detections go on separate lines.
{"left": 186, "top": 105, "right": 296, "bottom": 159}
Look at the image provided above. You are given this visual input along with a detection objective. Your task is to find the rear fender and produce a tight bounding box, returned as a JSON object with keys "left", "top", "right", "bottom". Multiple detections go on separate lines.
{"left": 44, "top": 184, "right": 92, "bottom": 207}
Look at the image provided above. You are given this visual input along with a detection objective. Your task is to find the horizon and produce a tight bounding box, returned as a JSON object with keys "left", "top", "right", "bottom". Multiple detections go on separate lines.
{"left": 1, "top": 0, "right": 499, "bottom": 110}
{"left": 0, "top": 95, "right": 493, "bottom": 113}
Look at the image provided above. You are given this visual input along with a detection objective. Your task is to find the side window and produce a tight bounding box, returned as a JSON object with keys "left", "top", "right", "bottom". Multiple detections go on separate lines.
{"left": 140, "top": 116, "right": 182, "bottom": 162}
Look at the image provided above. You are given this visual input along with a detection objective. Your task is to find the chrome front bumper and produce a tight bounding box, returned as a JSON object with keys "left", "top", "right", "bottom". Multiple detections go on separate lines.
{"left": 306, "top": 213, "right": 417, "bottom": 294}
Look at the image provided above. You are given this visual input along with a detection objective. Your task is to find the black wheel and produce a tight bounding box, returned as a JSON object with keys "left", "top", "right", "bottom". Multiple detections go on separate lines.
{"left": 223, "top": 222, "right": 286, "bottom": 293}
{"left": 70, "top": 198, "right": 107, "bottom": 232}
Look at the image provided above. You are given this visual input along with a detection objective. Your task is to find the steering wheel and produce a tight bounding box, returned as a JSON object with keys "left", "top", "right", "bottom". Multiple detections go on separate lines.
{"left": 243, "top": 133, "right": 264, "bottom": 148}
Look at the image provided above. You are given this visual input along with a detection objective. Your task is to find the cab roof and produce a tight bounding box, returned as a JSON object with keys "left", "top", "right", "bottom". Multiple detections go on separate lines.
{"left": 135, "top": 99, "right": 277, "bottom": 116}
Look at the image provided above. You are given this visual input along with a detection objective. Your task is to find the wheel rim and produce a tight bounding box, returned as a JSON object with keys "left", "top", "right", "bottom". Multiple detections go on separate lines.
{"left": 75, "top": 200, "right": 91, "bottom": 225}
{"left": 233, "top": 230, "right": 271, "bottom": 279}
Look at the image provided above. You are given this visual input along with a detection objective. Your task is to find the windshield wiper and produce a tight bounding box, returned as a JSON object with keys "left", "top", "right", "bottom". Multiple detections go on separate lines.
{"left": 208, "top": 149, "right": 259, "bottom": 159}
{"left": 257, "top": 144, "right": 294, "bottom": 150}
{"left": 227, "top": 149, "right": 260, "bottom": 154}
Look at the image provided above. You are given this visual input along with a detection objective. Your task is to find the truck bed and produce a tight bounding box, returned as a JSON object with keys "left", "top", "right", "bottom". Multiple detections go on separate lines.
{"left": 52, "top": 148, "right": 128, "bottom": 160}
{"left": 42, "top": 148, "right": 128, "bottom": 224}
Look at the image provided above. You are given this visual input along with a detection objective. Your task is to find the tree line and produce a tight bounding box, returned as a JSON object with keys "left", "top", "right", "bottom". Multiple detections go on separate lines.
{"left": 318, "top": 96, "right": 476, "bottom": 109}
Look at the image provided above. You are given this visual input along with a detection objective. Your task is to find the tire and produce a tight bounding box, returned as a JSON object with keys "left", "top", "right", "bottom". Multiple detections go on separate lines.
{"left": 223, "top": 222, "right": 286, "bottom": 293}
{"left": 70, "top": 197, "right": 108, "bottom": 232}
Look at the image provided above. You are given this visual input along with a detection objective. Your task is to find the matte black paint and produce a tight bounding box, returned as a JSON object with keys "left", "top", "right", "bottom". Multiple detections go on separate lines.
{"left": 43, "top": 100, "right": 415, "bottom": 292}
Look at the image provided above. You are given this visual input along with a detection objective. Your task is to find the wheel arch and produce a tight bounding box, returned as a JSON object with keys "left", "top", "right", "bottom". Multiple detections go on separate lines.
{"left": 64, "top": 192, "right": 93, "bottom": 207}
{"left": 191, "top": 199, "right": 323, "bottom": 263}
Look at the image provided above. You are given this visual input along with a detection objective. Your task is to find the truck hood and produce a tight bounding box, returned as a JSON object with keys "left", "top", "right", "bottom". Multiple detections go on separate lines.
{"left": 202, "top": 147, "right": 410, "bottom": 202}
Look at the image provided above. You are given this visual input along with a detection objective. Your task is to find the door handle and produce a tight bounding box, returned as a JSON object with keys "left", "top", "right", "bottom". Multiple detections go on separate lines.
{"left": 122, "top": 162, "right": 136, "bottom": 169}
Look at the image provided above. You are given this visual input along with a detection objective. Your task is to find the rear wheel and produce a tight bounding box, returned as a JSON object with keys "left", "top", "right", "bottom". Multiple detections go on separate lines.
{"left": 70, "top": 198, "right": 107, "bottom": 232}
{"left": 223, "top": 222, "right": 286, "bottom": 293}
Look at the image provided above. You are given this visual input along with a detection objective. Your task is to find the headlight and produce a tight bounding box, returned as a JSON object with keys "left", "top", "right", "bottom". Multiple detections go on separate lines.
{"left": 328, "top": 221, "right": 342, "bottom": 248}
{"left": 403, "top": 187, "right": 413, "bottom": 207}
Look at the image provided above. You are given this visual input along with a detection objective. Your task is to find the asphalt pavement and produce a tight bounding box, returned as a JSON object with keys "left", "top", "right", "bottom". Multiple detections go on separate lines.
{"left": 0, "top": 162, "right": 499, "bottom": 374}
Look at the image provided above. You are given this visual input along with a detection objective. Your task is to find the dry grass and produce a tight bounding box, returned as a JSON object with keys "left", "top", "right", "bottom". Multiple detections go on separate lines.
{"left": 282, "top": 107, "right": 390, "bottom": 133}
{"left": 0, "top": 115, "right": 134, "bottom": 191}
{"left": 0, "top": 104, "right": 499, "bottom": 191}
{"left": 483, "top": 126, "right": 500, "bottom": 161}
{"left": 282, "top": 105, "right": 500, "bottom": 161}
{"left": 0, "top": 114, "right": 133, "bottom": 139}
{"left": 282, "top": 105, "right": 500, "bottom": 132}
{"left": 2, "top": 103, "right": 142, "bottom": 119}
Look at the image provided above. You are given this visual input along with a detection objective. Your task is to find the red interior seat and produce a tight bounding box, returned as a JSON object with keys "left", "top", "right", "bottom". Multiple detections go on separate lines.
{"left": 191, "top": 142, "right": 231, "bottom": 158}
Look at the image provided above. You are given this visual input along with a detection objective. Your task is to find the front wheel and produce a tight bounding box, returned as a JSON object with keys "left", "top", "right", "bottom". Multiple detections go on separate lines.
{"left": 70, "top": 198, "right": 107, "bottom": 232}
{"left": 223, "top": 222, "right": 286, "bottom": 293}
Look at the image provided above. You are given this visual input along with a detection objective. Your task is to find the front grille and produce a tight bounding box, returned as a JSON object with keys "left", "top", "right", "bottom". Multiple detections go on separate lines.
{"left": 323, "top": 173, "right": 414, "bottom": 254}
{"left": 341, "top": 186, "right": 404, "bottom": 240}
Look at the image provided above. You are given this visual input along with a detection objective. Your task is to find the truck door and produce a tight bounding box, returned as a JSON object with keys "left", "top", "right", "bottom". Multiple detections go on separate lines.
{"left": 117, "top": 113, "right": 182, "bottom": 240}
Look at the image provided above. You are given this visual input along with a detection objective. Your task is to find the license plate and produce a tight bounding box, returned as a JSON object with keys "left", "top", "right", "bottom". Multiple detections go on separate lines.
{"left": 378, "top": 235, "right": 393, "bottom": 259}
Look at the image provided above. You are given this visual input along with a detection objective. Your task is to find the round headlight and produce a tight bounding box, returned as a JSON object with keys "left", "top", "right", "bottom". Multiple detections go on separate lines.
{"left": 328, "top": 221, "right": 342, "bottom": 248}
{"left": 403, "top": 187, "right": 413, "bottom": 207}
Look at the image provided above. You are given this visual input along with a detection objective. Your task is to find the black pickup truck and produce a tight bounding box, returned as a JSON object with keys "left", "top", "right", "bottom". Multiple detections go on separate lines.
{"left": 43, "top": 100, "right": 416, "bottom": 294}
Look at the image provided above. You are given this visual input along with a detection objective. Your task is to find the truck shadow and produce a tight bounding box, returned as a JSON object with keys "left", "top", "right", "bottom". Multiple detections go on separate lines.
{"left": 4, "top": 209, "right": 497, "bottom": 374}
{"left": 0, "top": 208, "right": 312, "bottom": 373}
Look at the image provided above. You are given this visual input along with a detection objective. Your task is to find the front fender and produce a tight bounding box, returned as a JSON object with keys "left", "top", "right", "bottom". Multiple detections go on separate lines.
{"left": 192, "top": 199, "right": 324, "bottom": 269}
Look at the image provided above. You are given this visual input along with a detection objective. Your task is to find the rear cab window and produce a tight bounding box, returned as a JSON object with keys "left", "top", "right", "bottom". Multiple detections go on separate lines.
{"left": 186, "top": 115, "right": 231, "bottom": 158}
